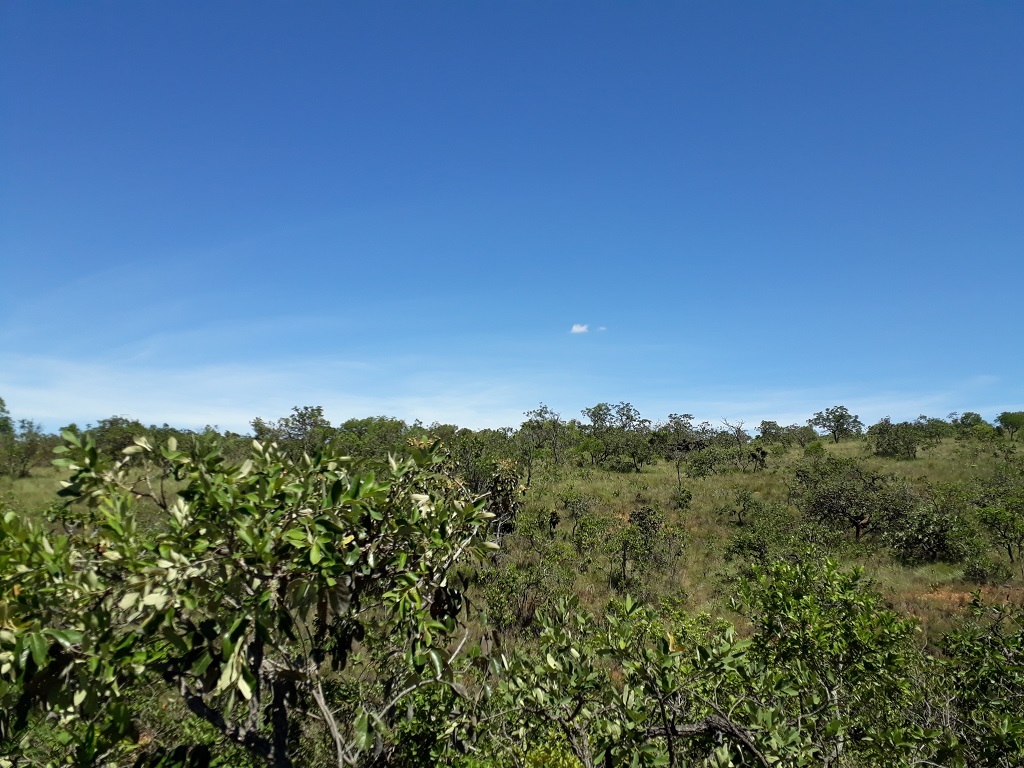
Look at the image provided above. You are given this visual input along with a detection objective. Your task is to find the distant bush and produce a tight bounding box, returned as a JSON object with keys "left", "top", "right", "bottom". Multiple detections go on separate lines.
{"left": 963, "top": 555, "right": 1011, "bottom": 584}
{"left": 885, "top": 483, "right": 981, "bottom": 565}
{"left": 670, "top": 486, "right": 692, "bottom": 510}
{"left": 803, "top": 439, "right": 826, "bottom": 458}
{"left": 868, "top": 417, "right": 925, "bottom": 460}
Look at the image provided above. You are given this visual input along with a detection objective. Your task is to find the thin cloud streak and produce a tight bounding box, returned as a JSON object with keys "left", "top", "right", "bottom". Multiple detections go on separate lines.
{"left": 0, "top": 354, "right": 535, "bottom": 433}
{"left": 1, "top": 348, "right": 1015, "bottom": 437}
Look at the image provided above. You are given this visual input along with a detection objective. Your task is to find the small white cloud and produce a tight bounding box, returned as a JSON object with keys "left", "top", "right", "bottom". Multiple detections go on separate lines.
{"left": 597, "top": 326, "right": 607, "bottom": 332}
{"left": 570, "top": 324, "right": 589, "bottom": 334}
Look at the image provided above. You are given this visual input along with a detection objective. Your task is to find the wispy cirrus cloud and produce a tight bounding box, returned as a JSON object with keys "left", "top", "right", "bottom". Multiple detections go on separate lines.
{"left": 570, "top": 324, "right": 589, "bottom": 334}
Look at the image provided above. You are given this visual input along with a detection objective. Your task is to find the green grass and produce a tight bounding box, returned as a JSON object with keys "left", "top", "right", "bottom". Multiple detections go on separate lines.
{"left": 0, "top": 464, "right": 67, "bottom": 514}
{"left": 501, "top": 437, "right": 1022, "bottom": 640}
{"left": 5, "top": 436, "right": 1020, "bottom": 642}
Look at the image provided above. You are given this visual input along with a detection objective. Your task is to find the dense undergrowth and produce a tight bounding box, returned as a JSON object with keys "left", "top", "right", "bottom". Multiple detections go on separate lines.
{"left": 1, "top": 402, "right": 1022, "bottom": 766}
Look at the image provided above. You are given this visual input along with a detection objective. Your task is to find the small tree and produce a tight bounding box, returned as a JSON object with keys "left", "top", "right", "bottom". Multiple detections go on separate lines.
{"left": 786, "top": 423, "right": 819, "bottom": 448}
{"left": 885, "top": 483, "right": 981, "bottom": 564}
{"left": 614, "top": 402, "right": 655, "bottom": 473}
{"left": 252, "top": 405, "right": 334, "bottom": 459}
{"left": 793, "top": 456, "right": 915, "bottom": 541}
{"left": 809, "top": 405, "right": 864, "bottom": 444}
{"left": 977, "top": 505, "right": 1024, "bottom": 567}
{"left": 85, "top": 415, "right": 149, "bottom": 458}
{"left": 614, "top": 504, "right": 666, "bottom": 587}
{"left": 0, "top": 419, "right": 48, "bottom": 478}
{"left": 660, "top": 413, "right": 697, "bottom": 491}
{"left": 996, "top": 411, "right": 1024, "bottom": 441}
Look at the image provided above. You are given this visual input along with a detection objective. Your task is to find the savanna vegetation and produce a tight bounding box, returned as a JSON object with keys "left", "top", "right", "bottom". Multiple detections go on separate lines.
{"left": 1, "top": 394, "right": 1023, "bottom": 767}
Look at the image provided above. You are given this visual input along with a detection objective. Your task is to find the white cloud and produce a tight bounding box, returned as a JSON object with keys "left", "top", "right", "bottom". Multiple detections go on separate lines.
{"left": 570, "top": 324, "right": 589, "bottom": 334}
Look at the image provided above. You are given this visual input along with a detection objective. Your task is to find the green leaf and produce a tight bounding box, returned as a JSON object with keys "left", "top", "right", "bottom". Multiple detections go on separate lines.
{"left": 27, "top": 633, "right": 48, "bottom": 667}
{"left": 44, "top": 629, "right": 83, "bottom": 648}
{"left": 353, "top": 709, "right": 372, "bottom": 751}
{"left": 428, "top": 648, "right": 443, "bottom": 678}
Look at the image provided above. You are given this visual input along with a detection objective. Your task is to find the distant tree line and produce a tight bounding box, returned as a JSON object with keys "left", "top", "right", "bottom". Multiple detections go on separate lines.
{"left": 3, "top": 396, "right": 1024, "bottom": 482}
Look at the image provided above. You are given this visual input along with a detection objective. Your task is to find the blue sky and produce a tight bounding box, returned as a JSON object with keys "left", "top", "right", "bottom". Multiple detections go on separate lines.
{"left": 2, "top": 2, "right": 1022, "bottom": 433}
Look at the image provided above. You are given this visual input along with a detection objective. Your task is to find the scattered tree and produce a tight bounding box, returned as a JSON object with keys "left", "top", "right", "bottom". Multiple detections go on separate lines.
{"left": 793, "top": 456, "right": 914, "bottom": 540}
{"left": 809, "top": 405, "right": 864, "bottom": 444}
{"left": 997, "top": 411, "right": 1024, "bottom": 441}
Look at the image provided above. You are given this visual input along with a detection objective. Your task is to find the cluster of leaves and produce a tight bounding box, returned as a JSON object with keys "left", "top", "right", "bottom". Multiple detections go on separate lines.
{"left": 463, "top": 556, "right": 1018, "bottom": 768}
{"left": 937, "top": 599, "right": 1024, "bottom": 764}
{"left": 1, "top": 431, "right": 496, "bottom": 766}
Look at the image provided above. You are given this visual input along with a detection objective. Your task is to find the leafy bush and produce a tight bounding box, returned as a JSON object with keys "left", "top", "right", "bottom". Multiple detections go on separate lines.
{"left": 670, "top": 486, "right": 692, "bottom": 511}
{"left": 1, "top": 432, "right": 496, "bottom": 766}
{"left": 869, "top": 417, "right": 926, "bottom": 459}
{"left": 803, "top": 439, "right": 826, "bottom": 458}
{"left": 963, "top": 554, "right": 1012, "bottom": 584}
{"left": 885, "top": 484, "right": 982, "bottom": 565}
{"left": 471, "top": 559, "right": 930, "bottom": 767}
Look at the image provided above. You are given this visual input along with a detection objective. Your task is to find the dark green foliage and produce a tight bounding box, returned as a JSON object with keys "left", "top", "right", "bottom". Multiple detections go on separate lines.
{"left": 793, "top": 455, "right": 916, "bottom": 540}
{"left": 997, "top": 411, "right": 1024, "bottom": 441}
{"left": 613, "top": 504, "right": 667, "bottom": 589}
{"left": 579, "top": 402, "right": 656, "bottom": 472}
{"left": 938, "top": 600, "right": 1024, "bottom": 765}
{"left": 331, "top": 415, "right": 412, "bottom": 463}
{"left": 803, "top": 438, "right": 826, "bottom": 458}
{"left": 471, "top": 559, "right": 935, "bottom": 767}
{"left": 557, "top": 486, "right": 610, "bottom": 567}
{"left": 978, "top": 505, "right": 1024, "bottom": 566}
{"left": 480, "top": 551, "right": 574, "bottom": 634}
{"left": 756, "top": 420, "right": 786, "bottom": 445}
{"left": 787, "top": 423, "right": 819, "bottom": 447}
{"left": 963, "top": 553, "right": 1012, "bottom": 584}
{"left": 0, "top": 399, "right": 55, "bottom": 477}
{"left": 914, "top": 414, "right": 955, "bottom": 444}
{"left": 951, "top": 411, "right": 987, "bottom": 432}
{"left": 0, "top": 418, "right": 51, "bottom": 478}
{"left": 88, "top": 415, "right": 150, "bottom": 457}
{"left": 869, "top": 416, "right": 926, "bottom": 459}
{"left": 808, "top": 405, "right": 864, "bottom": 444}
{"left": 723, "top": 494, "right": 796, "bottom": 565}
{"left": 670, "top": 486, "right": 692, "bottom": 511}
{"left": 517, "top": 404, "right": 568, "bottom": 484}
{"left": 484, "top": 458, "right": 524, "bottom": 539}
{"left": 250, "top": 405, "right": 334, "bottom": 459}
{"left": 686, "top": 446, "right": 728, "bottom": 478}
{"left": 886, "top": 483, "right": 982, "bottom": 564}
{"left": 0, "top": 399, "right": 11, "bottom": 436}
{"left": 719, "top": 488, "right": 760, "bottom": 527}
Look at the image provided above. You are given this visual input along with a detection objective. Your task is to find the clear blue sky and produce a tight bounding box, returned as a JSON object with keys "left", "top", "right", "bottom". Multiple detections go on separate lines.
{"left": 2, "top": 2, "right": 1022, "bottom": 432}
